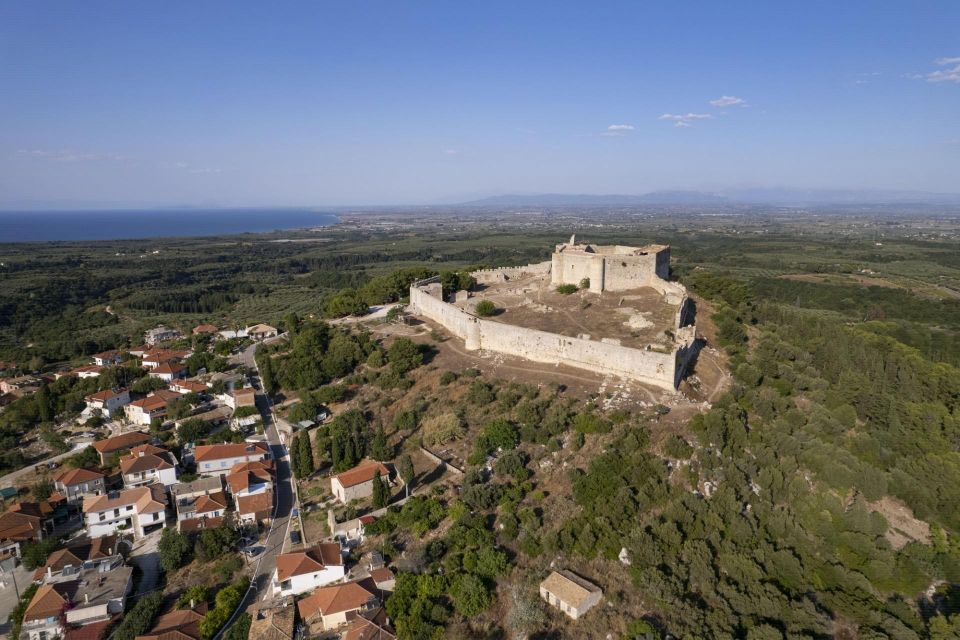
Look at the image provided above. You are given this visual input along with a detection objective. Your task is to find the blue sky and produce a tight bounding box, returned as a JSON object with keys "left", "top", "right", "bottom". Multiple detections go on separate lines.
{"left": 1, "top": 1, "right": 958, "bottom": 207}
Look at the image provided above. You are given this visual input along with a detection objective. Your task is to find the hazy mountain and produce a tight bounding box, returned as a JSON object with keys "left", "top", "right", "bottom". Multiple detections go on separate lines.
{"left": 459, "top": 189, "right": 960, "bottom": 207}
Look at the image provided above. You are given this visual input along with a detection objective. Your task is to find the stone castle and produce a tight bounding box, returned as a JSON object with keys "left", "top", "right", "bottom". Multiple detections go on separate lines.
{"left": 409, "top": 237, "right": 701, "bottom": 392}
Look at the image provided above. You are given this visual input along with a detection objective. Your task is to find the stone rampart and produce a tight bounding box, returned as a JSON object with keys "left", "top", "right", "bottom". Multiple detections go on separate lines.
{"left": 472, "top": 261, "right": 552, "bottom": 284}
{"left": 409, "top": 279, "right": 698, "bottom": 392}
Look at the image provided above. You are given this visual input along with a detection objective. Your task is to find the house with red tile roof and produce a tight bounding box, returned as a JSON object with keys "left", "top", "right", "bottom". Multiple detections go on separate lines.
{"left": 135, "top": 603, "right": 208, "bottom": 640}
{"left": 170, "top": 379, "right": 208, "bottom": 395}
{"left": 343, "top": 607, "right": 396, "bottom": 640}
{"left": 148, "top": 361, "right": 188, "bottom": 382}
{"left": 33, "top": 535, "right": 121, "bottom": 582}
{"left": 119, "top": 444, "right": 178, "bottom": 488}
{"left": 331, "top": 461, "right": 390, "bottom": 504}
{"left": 175, "top": 490, "right": 228, "bottom": 532}
{"left": 192, "top": 324, "right": 219, "bottom": 335}
{"left": 84, "top": 387, "right": 131, "bottom": 420}
{"left": 126, "top": 389, "right": 181, "bottom": 426}
{"left": 195, "top": 442, "right": 270, "bottom": 476}
{"left": 92, "top": 350, "right": 124, "bottom": 367}
{"left": 92, "top": 431, "right": 151, "bottom": 464}
{"left": 272, "top": 543, "right": 345, "bottom": 596}
{"left": 52, "top": 467, "right": 106, "bottom": 504}
{"left": 0, "top": 501, "right": 53, "bottom": 562}
{"left": 83, "top": 484, "right": 167, "bottom": 539}
{"left": 296, "top": 577, "right": 379, "bottom": 633}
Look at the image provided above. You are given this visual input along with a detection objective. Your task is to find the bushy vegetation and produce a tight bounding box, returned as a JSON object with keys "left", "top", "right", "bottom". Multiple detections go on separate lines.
{"left": 112, "top": 591, "right": 164, "bottom": 640}
{"left": 199, "top": 578, "right": 249, "bottom": 639}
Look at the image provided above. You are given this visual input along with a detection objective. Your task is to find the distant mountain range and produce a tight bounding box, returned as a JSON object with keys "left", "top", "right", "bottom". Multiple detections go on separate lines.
{"left": 458, "top": 189, "right": 960, "bottom": 207}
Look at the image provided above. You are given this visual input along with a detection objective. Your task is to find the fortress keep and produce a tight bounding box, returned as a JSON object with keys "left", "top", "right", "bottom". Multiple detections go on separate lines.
{"left": 409, "top": 238, "right": 701, "bottom": 392}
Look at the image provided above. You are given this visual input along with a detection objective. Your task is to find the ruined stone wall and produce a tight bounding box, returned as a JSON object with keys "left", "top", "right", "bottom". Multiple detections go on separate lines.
{"left": 601, "top": 255, "right": 658, "bottom": 291}
{"left": 472, "top": 261, "right": 551, "bottom": 285}
{"left": 551, "top": 252, "right": 599, "bottom": 290}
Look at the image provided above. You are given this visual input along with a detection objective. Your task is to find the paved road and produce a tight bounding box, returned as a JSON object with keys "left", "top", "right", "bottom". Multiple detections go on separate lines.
{"left": 231, "top": 344, "right": 296, "bottom": 614}
{"left": 0, "top": 441, "right": 93, "bottom": 490}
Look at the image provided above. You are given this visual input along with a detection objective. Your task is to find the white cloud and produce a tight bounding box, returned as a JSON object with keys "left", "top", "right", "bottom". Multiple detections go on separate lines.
{"left": 658, "top": 113, "right": 713, "bottom": 128}
{"left": 17, "top": 149, "right": 126, "bottom": 163}
{"left": 601, "top": 123, "right": 635, "bottom": 137}
{"left": 709, "top": 95, "right": 748, "bottom": 107}
{"left": 922, "top": 57, "right": 960, "bottom": 83}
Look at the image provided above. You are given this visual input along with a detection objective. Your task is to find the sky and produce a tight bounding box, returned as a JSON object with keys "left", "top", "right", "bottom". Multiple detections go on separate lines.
{"left": 1, "top": 1, "right": 958, "bottom": 208}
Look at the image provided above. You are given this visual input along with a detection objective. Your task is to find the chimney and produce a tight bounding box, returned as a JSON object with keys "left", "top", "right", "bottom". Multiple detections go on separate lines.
{"left": 190, "top": 598, "right": 195, "bottom": 609}
{"left": 47, "top": 566, "right": 52, "bottom": 577}
{"left": 85, "top": 593, "right": 89, "bottom": 604}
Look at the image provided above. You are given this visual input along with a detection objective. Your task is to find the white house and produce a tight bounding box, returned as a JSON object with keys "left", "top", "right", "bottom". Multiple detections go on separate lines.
{"left": 246, "top": 323, "right": 278, "bottom": 341}
{"left": 175, "top": 490, "right": 228, "bottom": 532}
{"left": 227, "top": 463, "right": 274, "bottom": 524}
{"left": 20, "top": 567, "right": 133, "bottom": 640}
{"left": 84, "top": 387, "right": 131, "bottom": 419}
{"left": 223, "top": 386, "right": 256, "bottom": 410}
{"left": 126, "top": 389, "right": 182, "bottom": 426}
{"left": 148, "top": 362, "right": 187, "bottom": 382}
{"left": 92, "top": 350, "right": 124, "bottom": 366}
{"left": 119, "top": 444, "right": 179, "bottom": 488}
{"left": 83, "top": 484, "right": 168, "bottom": 539}
{"left": 539, "top": 570, "right": 603, "bottom": 620}
{"left": 272, "top": 543, "right": 345, "bottom": 596}
{"left": 194, "top": 442, "right": 271, "bottom": 476}
{"left": 51, "top": 467, "right": 106, "bottom": 504}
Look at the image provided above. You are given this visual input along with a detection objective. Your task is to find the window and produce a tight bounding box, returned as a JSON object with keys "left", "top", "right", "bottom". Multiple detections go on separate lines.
{"left": 99, "top": 513, "right": 106, "bottom": 522}
{"left": 113, "top": 509, "right": 120, "bottom": 517}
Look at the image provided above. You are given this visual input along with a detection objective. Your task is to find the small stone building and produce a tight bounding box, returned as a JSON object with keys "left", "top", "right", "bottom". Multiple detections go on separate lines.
{"left": 539, "top": 570, "right": 602, "bottom": 620}
{"left": 330, "top": 460, "right": 390, "bottom": 504}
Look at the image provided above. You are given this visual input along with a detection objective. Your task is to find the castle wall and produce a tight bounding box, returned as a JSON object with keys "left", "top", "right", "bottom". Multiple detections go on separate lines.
{"left": 473, "top": 261, "right": 551, "bottom": 285}
{"left": 602, "top": 255, "right": 657, "bottom": 291}
{"left": 409, "top": 281, "right": 685, "bottom": 391}
{"left": 551, "top": 252, "right": 597, "bottom": 290}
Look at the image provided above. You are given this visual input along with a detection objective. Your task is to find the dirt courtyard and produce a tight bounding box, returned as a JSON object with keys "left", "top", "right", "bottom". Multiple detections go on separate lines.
{"left": 454, "top": 273, "right": 677, "bottom": 349}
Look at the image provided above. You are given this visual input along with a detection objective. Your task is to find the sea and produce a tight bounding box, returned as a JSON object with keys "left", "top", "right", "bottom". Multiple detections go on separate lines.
{"left": 0, "top": 208, "right": 339, "bottom": 242}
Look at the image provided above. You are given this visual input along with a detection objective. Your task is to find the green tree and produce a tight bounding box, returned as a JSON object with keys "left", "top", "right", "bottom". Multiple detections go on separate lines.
{"left": 399, "top": 454, "right": 415, "bottom": 498}
{"left": 35, "top": 385, "right": 53, "bottom": 422}
{"left": 372, "top": 472, "right": 389, "bottom": 509}
{"left": 388, "top": 338, "right": 423, "bottom": 375}
{"left": 450, "top": 573, "right": 493, "bottom": 616}
{"left": 370, "top": 426, "right": 391, "bottom": 461}
{"left": 258, "top": 353, "right": 278, "bottom": 396}
{"left": 9, "top": 583, "right": 39, "bottom": 640}
{"left": 159, "top": 526, "right": 193, "bottom": 572}
{"left": 297, "top": 431, "right": 315, "bottom": 478}
{"left": 324, "top": 288, "right": 369, "bottom": 318}
{"left": 112, "top": 591, "right": 164, "bottom": 640}
{"left": 474, "top": 300, "right": 496, "bottom": 317}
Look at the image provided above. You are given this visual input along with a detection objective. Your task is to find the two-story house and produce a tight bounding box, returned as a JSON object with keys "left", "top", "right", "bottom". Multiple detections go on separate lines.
{"left": 0, "top": 502, "right": 53, "bottom": 562}
{"left": 51, "top": 467, "right": 106, "bottom": 504}
{"left": 272, "top": 543, "right": 345, "bottom": 597}
{"left": 226, "top": 463, "right": 274, "bottom": 525}
{"left": 32, "top": 535, "right": 122, "bottom": 582}
{"left": 175, "top": 490, "right": 228, "bottom": 533}
{"left": 92, "top": 431, "right": 151, "bottom": 465}
{"left": 20, "top": 566, "right": 133, "bottom": 640}
{"left": 83, "top": 484, "right": 168, "bottom": 539}
{"left": 126, "top": 389, "right": 182, "bottom": 426}
{"left": 119, "top": 444, "right": 178, "bottom": 488}
{"left": 84, "top": 387, "right": 131, "bottom": 420}
{"left": 194, "top": 442, "right": 271, "bottom": 476}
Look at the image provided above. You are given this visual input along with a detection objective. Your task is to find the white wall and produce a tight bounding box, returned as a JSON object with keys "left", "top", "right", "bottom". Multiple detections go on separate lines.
{"left": 274, "top": 565, "right": 345, "bottom": 596}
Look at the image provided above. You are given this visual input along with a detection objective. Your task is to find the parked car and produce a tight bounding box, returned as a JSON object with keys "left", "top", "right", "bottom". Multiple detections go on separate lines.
{"left": 289, "top": 530, "right": 301, "bottom": 544}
